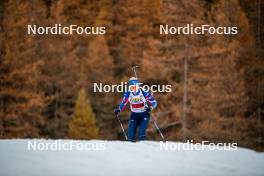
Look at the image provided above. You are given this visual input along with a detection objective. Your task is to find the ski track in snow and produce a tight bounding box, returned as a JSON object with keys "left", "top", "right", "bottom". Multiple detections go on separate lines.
{"left": 0, "top": 139, "right": 263, "bottom": 176}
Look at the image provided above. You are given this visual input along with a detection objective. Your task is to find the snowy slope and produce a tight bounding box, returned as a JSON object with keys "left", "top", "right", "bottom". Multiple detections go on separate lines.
{"left": 0, "top": 139, "right": 263, "bottom": 176}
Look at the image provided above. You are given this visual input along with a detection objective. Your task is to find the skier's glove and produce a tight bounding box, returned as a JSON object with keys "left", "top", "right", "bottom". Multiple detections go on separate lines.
{"left": 146, "top": 106, "right": 153, "bottom": 112}
{"left": 114, "top": 108, "right": 120, "bottom": 115}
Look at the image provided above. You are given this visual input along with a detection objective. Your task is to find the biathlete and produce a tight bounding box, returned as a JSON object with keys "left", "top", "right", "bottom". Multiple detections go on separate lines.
{"left": 114, "top": 77, "right": 157, "bottom": 141}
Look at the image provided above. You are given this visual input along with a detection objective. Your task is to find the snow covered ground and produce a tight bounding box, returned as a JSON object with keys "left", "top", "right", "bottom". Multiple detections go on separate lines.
{"left": 0, "top": 139, "right": 263, "bottom": 176}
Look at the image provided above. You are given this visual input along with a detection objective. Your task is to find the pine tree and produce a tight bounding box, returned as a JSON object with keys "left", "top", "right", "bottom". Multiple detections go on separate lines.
{"left": 69, "top": 88, "right": 98, "bottom": 139}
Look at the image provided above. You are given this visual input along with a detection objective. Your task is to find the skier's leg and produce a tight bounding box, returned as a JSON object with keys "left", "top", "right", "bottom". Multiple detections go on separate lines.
{"left": 138, "top": 111, "right": 150, "bottom": 141}
{"left": 128, "top": 112, "right": 137, "bottom": 142}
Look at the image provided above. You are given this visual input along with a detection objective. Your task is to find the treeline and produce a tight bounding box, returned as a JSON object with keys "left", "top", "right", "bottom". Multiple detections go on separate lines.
{"left": 0, "top": 0, "right": 263, "bottom": 150}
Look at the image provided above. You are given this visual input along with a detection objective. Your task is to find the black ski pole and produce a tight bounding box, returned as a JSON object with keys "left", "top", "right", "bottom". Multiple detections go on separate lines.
{"left": 151, "top": 114, "right": 165, "bottom": 141}
{"left": 115, "top": 114, "right": 128, "bottom": 140}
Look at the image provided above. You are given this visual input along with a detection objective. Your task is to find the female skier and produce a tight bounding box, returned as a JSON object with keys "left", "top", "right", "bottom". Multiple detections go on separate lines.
{"left": 114, "top": 77, "right": 157, "bottom": 141}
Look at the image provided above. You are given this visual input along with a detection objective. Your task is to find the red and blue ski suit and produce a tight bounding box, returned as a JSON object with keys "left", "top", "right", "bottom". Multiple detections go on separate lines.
{"left": 118, "top": 88, "right": 157, "bottom": 141}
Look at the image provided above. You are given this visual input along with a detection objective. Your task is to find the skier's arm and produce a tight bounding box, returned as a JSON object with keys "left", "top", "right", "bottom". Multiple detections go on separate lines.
{"left": 142, "top": 90, "right": 157, "bottom": 109}
{"left": 118, "top": 91, "right": 130, "bottom": 112}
